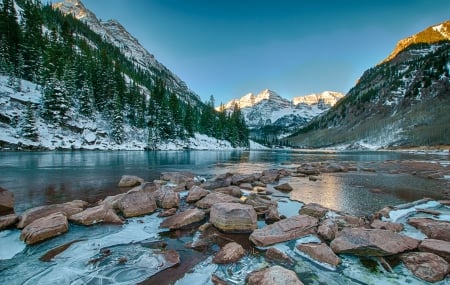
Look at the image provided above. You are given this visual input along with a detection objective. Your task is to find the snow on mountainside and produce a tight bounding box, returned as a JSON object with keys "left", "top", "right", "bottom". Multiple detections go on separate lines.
{"left": 0, "top": 76, "right": 236, "bottom": 150}
{"left": 221, "top": 89, "right": 343, "bottom": 132}
{"left": 53, "top": 0, "right": 200, "bottom": 104}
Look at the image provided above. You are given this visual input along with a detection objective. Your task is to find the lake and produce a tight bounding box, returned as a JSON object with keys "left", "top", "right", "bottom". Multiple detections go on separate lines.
{"left": 1, "top": 150, "right": 447, "bottom": 215}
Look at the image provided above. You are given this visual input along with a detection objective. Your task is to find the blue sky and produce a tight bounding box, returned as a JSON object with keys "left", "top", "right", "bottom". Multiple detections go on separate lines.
{"left": 81, "top": 0, "right": 449, "bottom": 104}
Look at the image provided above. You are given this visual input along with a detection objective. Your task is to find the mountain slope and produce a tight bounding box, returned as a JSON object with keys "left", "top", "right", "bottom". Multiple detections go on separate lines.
{"left": 289, "top": 20, "right": 450, "bottom": 149}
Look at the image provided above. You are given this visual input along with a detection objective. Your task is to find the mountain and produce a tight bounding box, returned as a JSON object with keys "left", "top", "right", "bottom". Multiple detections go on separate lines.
{"left": 0, "top": 0, "right": 249, "bottom": 150}
{"left": 288, "top": 20, "right": 450, "bottom": 149}
{"left": 53, "top": 0, "right": 199, "bottom": 105}
{"left": 221, "top": 89, "right": 343, "bottom": 138}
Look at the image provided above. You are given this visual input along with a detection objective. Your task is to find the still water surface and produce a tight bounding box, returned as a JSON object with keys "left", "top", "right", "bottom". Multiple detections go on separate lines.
{"left": 0, "top": 150, "right": 447, "bottom": 215}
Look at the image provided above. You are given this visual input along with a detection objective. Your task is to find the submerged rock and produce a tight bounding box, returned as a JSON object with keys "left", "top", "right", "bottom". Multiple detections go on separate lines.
{"left": 18, "top": 200, "right": 88, "bottom": 228}
{"left": 20, "top": 212, "right": 68, "bottom": 245}
{"left": 0, "top": 187, "right": 14, "bottom": 215}
{"left": 212, "top": 242, "right": 245, "bottom": 264}
{"left": 250, "top": 215, "right": 318, "bottom": 247}
{"left": 400, "top": 252, "right": 449, "bottom": 283}
{"left": 247, "top": 265, "right": 304, "bottom": 285}
{"left": 330, "top": 228, "right": 419, "bottom": 256}
{"left": 210, "top": 203, "right": 257, "bottom": 233}
{"left": 296, "top": 242, "right": 341, "bottom": 267}
{"left": 118, "top": 175, "right": 144, "bottom": 187}
{"left": 160, "top": 208, "right": 205, "bottom": 230}
{"left": 408, "top": 217, "right": 450, "bottom": 242}
{"left": 115, "top": 189, "right": 157, "bottom": 218}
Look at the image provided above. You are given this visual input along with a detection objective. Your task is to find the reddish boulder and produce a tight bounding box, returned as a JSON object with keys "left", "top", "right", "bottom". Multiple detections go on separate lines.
{"left": 400, "top": 252, "right": 449, "bottom": 283}
{"left": 408, "top": 218, "right": 450, "bottom": 241}
{"left": 118, "top": 175, "right": 144, "bottom": 187}
{"left": 419, "top": 239, "right": 450, "bottom": 262}
{"left": 196, "top": 192, "right": 240, "bottom": 209}
{"left": 210, "top": 203, "right": 257, "bottom": 233}
{"left": 265, "top": 247, "right": 294, "bottom": 265}
{"left": 69, "top": 204, "right": 122, "bottom": 225}
{"left": 247, "top": 265, "right": 303, "bottom": 285}
{"left": 296, "top": 242, "right": 341, "bottom": 267}
{"left": 317, "top": 218, "right": 338, "bottom": 241}
{"left": 213, "top": 242, "right": 245, "bottom": 264}
{"left": 160, "top": 208, "right": 205, "bottom": 230}
{"left": 0, "top": 187, "right": 14, "bottom": 215}
{"left": 370, "top": 219, "right": 404, "bottom": 232}
{"left": 215, "top": 186, "right": 243, "bottom": 197}
{"left": 274, "top": 183, "right": 293, "bottom": 192}
{"left": 20, "top": 212, "right": 68, "bottom": 245}
{"left": 259, "top": 170, "right": 280, "bottom": 184}
{"left": 115, "top": 189, "right": 157, "bottom": 217}
{"left": 0, "top": 213, "right": 18, "bottom": 230}
{"left": 300, "top": 203, "right": 329, "bottom": 219}
{"left": 153, "top": 186, "right": 180, "bottom": 209}
{"left": 186, "top": 186, "right": 210, "bottom": 203}
{"left": 250, "top": 215, "right": 318, "bottom": 247}
{"left": 330, "top": 228, "right": 419, "bottom": 256}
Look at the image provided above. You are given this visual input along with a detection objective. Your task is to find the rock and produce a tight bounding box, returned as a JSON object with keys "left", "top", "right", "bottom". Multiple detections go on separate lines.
{"left": 18, "top": 200, "right": 88, "bottom": 229}
{"left": 210, "top": 203, "right": 257, "bottom": 233}
{"left": 160, "top": 171, "right": 194, "bottom": 185}
{"left": 250, "top": 215, "right": 318, "bottom": 247}
{"left": 370, "top": 219, "right": 404, "bottom": 232}
{"left": 309, "top": 176, "right": 319, "bottom": 181}
{"left": 373, "top": 206, "right": 394, "bottom": 220}
{"left": 186, "top": 186, "right": 210, "bottom": 203}
{"left": 196, "top": 192, "right": 241, "bottom": 209}
{"left": 231, "top": 174, "right": 256, "bottom": 185}
{"left": 247, "top": 265, "right": 304, "bottom": 285}
{"left": 213, "top": 242, "right": 245, "bottom": 264}
{"left": 419, "top": 239, "right": 450, "bottom": 262}
{"left": 115, "top": 189, "right": 157, "bottom": 217}
{"left": 317, "top": 218, "right": 338, "bottom": 241}
{"left": 300, "top": 203, "right": 329, "bottom": 219}
{"left": 296, "top": 242, "right": 341, "bottom": 267}
{"left": 157, "top": 208, "right": 177, "bottom": 217}
{"left": 321, "top": 163, "right": 348, "bottom": 173}
{"left": 274, "top": 183, "right": 293, "bottom": 192}
{"left": 118, "top": 175, "right": 144, "bottom": 187}
{"left": 259, "top": 170, "right": 280, "bottom": 184}
{"left": 408, "top": 218, "right": 450, "bottom": 241}
{"left": 69, "top": 204, "right": 122, "bottom": 225}
{"left": 20, "top": 212, "right": 68, "bottom": 245}
{"left": 416, "top": 208, "right": 441, "bottom": 215}
{"left": 337, "top": 215, "right": 367, "bottom": 228}
{"left": 153, "top": 186, "right": 180, "bottom": 209}
{"left": 215, "top": 186, "right": 243, "bottom": 197}
{"left": 330, "top": 228, "right": 419, "bottom": 256}
{"left": 245, "top": 193, "right": 278, "bottom": 215}
{"left": 239, "top": 183, "right": 253, "bottom": 190}
{"left": 265, "top": 247, "right": 294, "bottom": 265}
{"left": 202, "top": 173, "right": 233, "bottom": 190}
{"left": 0, "top": 187, "right": 14, "bottom": 215}
{"left": 0, "top": 213, "right": 18, "bottom": 230}
{"left": 160, "top": 208, "right": 205, "bottom": 230}
{"left": 211, "top": 274, "right": 228, "bottom": 285}
{"left": 400, "top": 252, "right": 449, "bottom": 283}
{"left": 297, "top": 165, "right": 320, "bottom": 176}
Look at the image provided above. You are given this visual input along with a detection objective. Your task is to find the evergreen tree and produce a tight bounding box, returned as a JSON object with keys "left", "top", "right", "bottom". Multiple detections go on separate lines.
{"left": 22, "top": 102, "right": 39, "bottom": 141}
{"left": 78, "top": 79, "right": 94, "bottom": 117}
{"left": 110, "top": 91, "right": 124, "bottom": 144}
{"left": 42, "top": 77, "right": 69, "bottom": 124}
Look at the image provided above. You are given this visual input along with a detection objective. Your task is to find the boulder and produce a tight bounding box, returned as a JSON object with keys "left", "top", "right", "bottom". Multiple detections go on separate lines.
{"left": 274, "top": 183, "right": 293, "bottom": 192}
{"left": 186, "top": 186, "right": 210, "bottom": 203}
{"left": 0, "top": 213, "right": 18, "bottom": 230}
{"left": 115, "top": 190, "right": 157, "bottom": 217}
{"left": 118, "top": 175, "right": 144, "bottom": 187}
{"left": 239, "top": 183, "right": 253, "bottom": 190}
{"left": 195, "top": 192, "right": 241, "bottom": 209}
{"left": 299, "top": 203, "right": 329, "bottom": 219}
{"left": 419, "top": 239, "right": 450, "bottom": 262}
{"left": 317, "top": 218, "right": 338, "bottom": 241}
{"left": 202, "top": 173, "right": 233, "bottom": 190}
{"left": 160, "top": 171, "right": 194, "bottom": 185}
{"left": 370, "top": 219, "right": 404, "bottom": 232}
{"left": 18, "top": 200, "right": 88, "bottom": 228}
{"left": 157, "top": 208, "right": 177, "bottom": 217}
{"left": 321, "top": 163, "right": 348, "bottom": 173}
{"left": 296, "top": 242, "right": 341, "bottom": 267}
{"left": 245, "top": 193, "right": 278, "bottom": 215}
{"left": 400, "top": 252, "right": 449, "bottom": 283}
{"left": 153, "top": 186, "right": 180, "bottom": 209}
{"left": 160, "top": 208, "right": 205, "bottom": 230}
{"left": 259, "top": 170, "right": 280, "bottom": 184}
{"left": 69, "top": 204, "right": 122, "bottom": 225}
{"left": 231, "top": 174, "right": 256, "bottom": 185}
{"left": 0, "top": 187, "right": 14, "bottom": 215}
{"left": 247, "top": 265, "right": 304, "bottom": 285}
{"left": 250, "top": 215, "right": 318, "bottom": 247}
{"left": 20, "top": 212, "right": 68, "bottom": 245}
{"left": 408, "top": 218, "right": 450, "bottom": 241}
{"left": 210, "top": 203, "right": 257, "bottom": 233}
{"left": 330, "top": 228, "right": 419, "bottom": 256}
{"left": 215, "top": 186, "right": 243, "bottom": 197}
{"left": 265, "top": 247, "right": 294, "bottom": 265}
{"left": 297, "top": 165, "right": 320, "bottom": 175}
{"left": 213, "top": 242, "right": 245, "bottom": 264}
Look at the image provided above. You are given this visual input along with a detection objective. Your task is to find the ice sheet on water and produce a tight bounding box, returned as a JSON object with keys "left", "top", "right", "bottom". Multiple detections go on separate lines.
{"left": 175, "top": 257, "right": 217, "bottom": 285}
{"left": 0, "top": 230, "right": 26, "bottom": 260}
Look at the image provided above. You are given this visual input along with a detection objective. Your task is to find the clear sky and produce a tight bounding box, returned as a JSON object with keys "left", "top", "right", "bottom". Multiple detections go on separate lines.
{"left": 80, "top": 0, "right": 449, "bottom": 104}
